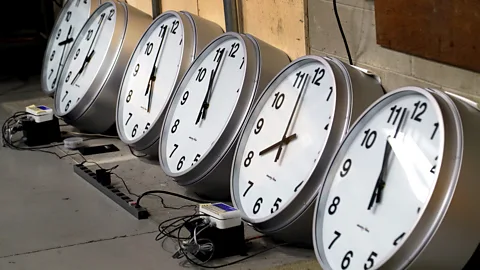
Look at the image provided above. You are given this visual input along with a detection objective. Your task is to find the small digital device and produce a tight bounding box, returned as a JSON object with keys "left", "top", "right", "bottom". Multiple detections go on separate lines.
{"left": 199, "top": 203, "right": 241, "bottom": 229}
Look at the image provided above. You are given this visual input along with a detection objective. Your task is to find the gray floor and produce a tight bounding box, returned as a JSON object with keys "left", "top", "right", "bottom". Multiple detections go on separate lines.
{"left": 0, "top": 77, "right": 317, "bottom": 270}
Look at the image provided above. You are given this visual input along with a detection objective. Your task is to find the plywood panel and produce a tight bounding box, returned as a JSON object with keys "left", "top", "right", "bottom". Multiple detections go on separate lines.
{"left": 241, "top": 0, "right": 307, "bottom": 60}
{"left": 375, "top": 1, "right": 480, "bottom": 73}
{"left": 160, "top": 0, "right": 198, "bottom": 14}
{"left": 198, "top": 0, "right": 226, "bottom": 30}
{"left": 126, "top": 0, "right": 153, "bottom": 15}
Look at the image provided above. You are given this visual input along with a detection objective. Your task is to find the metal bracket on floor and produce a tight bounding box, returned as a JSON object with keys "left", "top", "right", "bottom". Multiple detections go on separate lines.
{"left": 73, "top": 164, "right": 149, "bottom": 220}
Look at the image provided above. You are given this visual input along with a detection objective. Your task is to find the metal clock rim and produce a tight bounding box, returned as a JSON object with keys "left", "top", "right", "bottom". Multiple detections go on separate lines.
{"left": 159, "top": 32, "right": 261, "bottom": 184}
{"left": 54, "top": 1, "right": 127, "bottom": 119}
{"left": 230, "top": 55, "right": 353, "bottom": 229}
{"left": 312, "top": 86, "right": 464, "bottom": 270}
{"left": 41, "top": 0, "right": 101, "bottom": 96}
{"left": 115, "top": 10, "right": 196, "bottom": 148}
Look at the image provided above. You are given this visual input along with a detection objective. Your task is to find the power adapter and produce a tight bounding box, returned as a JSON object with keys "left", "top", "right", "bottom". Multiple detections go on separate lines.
{"left": 96, "top": 169, "right": 111, "bottom": 186}
{"left": 21, "top": 117, "right": 61, "bottom": 146}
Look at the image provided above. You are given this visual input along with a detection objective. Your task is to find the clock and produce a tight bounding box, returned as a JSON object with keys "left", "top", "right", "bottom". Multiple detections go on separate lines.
{"left": 41, "top": 0, "right": 101, "bottom": 96}
{"left": 230, "top": 55, "right": 384, "bottom": 246}
{"left": 313, "top": 86, "right": 480, "bottom": 269}
{"left": 158, "top": 32, "right": 290, "bottom": 200}
{"left": 53, "top": 1, "right": 152, "bottom": 133}
{"left": 115, "top": 11, "right": 223, "bottom": 157}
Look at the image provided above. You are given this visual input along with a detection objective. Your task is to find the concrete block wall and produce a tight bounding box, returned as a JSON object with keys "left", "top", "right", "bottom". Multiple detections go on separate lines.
{"left": 308, "top": 0, "right": 480, "bottom": 100}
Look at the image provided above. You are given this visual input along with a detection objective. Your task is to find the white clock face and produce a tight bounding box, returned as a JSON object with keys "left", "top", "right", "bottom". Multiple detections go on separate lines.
{"left": 43, "top": 0, "right": 94, "bottom": 93}
{"left": 163, "top": 36, "right": 247, "bottom": 174}
{"left": 233, "top": 60, "right": 335, "bottom": 221}
{"left": 315, "top": 92, "right": 444, "bottom": 270}
{"left": 56, "top": 3, "right": 118, "bottom": 115}
{"left": 117, "top": 15, "right": 185, "bottom": 141}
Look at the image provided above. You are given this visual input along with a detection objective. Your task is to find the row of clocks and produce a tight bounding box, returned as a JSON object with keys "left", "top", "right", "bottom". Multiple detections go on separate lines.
{"left": 41, "top": 2, "right": 480, "bottom": 269}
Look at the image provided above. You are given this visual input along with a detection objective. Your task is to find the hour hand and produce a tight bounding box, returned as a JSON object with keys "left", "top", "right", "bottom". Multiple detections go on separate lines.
{"left": 259, "top": 134, "right": 298, "bottom": 156}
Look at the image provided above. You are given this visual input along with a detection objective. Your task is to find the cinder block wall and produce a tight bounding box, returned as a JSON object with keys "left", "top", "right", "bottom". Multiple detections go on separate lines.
{"left": 308, "top": 0, "right": 480, "bottom": 100}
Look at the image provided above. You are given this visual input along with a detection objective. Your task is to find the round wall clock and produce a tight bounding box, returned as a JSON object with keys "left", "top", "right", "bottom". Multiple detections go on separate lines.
{"left": 313, "top": 86, "right": 480, "bottom": 269}
{"left": 41, "top": 0, "right": 101, "bottom": 96}
{"left": 230, "top": 55, "right": 384, "bottom": 246}
{"left": 158, "top": 32, "right": 290, "bottom": 200}
{"left": 53, "top": 1, "right": 152, "bottom": 133}
{"left": 115, "top": 11, "right": 224, "bottom": 157}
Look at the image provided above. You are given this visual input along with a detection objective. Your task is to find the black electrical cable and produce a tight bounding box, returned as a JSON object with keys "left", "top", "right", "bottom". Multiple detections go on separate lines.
{"left": 136, "top": 190, "right": 213, "bottom": 208}
{"left": 333, "top": 0, "right": 353, "bottom": 65}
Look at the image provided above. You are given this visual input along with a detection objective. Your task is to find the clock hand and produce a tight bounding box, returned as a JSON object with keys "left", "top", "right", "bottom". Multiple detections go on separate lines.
{"left": 58, "top": 37, "right": 74, "bottom": 46}
{"left": 259, "top": 134, "right": 297, "bottom": 156}
{"left": 273, "top": 74, "right": 309, "bottom": 162}
{"left": 145, "top": 25, "right": 168, "bottom": 112}
{"left": 367, "top": 107, "right": 407, "bottom": 210}
{"left": 195, "top": 70, "right": 215, "bottom": 125}
{"left": 70, "top": 14, "right": 105, "bottom": 86}
{"left": 52, "top": 25, "right": 73, "bottom": 88}
{"left": 201, "top": 48, "right": 226, "bottom": 120}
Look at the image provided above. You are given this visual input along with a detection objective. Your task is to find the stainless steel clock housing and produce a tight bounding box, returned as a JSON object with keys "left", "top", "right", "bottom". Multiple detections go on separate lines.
{"left": 116, "top": 10, "right": 224, "bottom": 157}
{"left": 313, "top": 87, "right": 480, "bottom": 269}
{"left": 159, "top": 32, "right": 290, "bottom": 200}
{"left": 54, "top": 1, "right": 152, "bottom": 133}
{"left": 231, "top": 55, "right": 384, "bottom": 246}
{"left": 41, "top": 0, "right": 102, "bottom": 96}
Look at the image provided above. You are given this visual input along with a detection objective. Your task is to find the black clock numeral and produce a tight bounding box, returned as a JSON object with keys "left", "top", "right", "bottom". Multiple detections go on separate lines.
{"left": 293, "top": 71, "right": 306, "bottom": 88}
{"left": 393, "top": 232, "right": 405, "bottom": 246}
{"left": 340, "top": 159, "right": 352, "bottom": 177}
{"left": 270, "top": 198, "right": 282, "bottom": 213}
{"left": 271, "top": 92, "right": 285, "bottom": 109}
{"left": 64, "top": 71, "right": 72, "bottom": 83}
{"left": 74, "top": 48, "right": 81, "bottom": 60}
{"left": 133, "top": 63, "right": 140, "bottom": 76}
{"left": 144, "top": 122, "right": 150, "bottom": 133}
{"left": 411, "top": 101, "right": 427, "bottom": 122}
{"left": 64, "top": 100, "right": 72, "bottom": 112}
{"left": 125, "top": 112, "right": 132, "bottom": 125}
{"left": 243, "top": 180, "right": 254, "bottom": 197}
{"left": 254, "top": 118, "right": 264, "bottom": 134}
{"left": 196, "top": 67, "right": 207, "bottom": 82}
{"left": 56, "top": 29, "right": 62, "bottom": 40}
{"left": 171, "top": 119, "right": 180, "bottom": 133}
{"left": 341, "top": 251, "right": 354, "bottom": 270}
{"left": 312, "top": 67, "right": 325, "bottom": 86}
{"left": 430, "top": 156, "right": 438, "bottom": 174}
{"left": 177, "top": 156, "right": 185, "bottom": 170}
{"left": 107, "top": 9, "right": 115, "bottom": 21}
{"left": 326, "top": 86, "right": 333, "bottom": 101}
{"left": 328, "top": 196, "right": 341, "bottom": 215}
{"left": 388, "top": 105, "right": 403, "bottom": 125}
{"left": 66, "top": 11, "right": 72, "bottom": 22}
{"left": 244, "top": 151, "right": 254, "bottom": 167}
{"left": 100, "top": 13, "right": 106, "bottom": 20}
{"left": 364, "top": 252, "right": 378, "bottom": 270}
{"left": 51, "top": 78, "right": 57, "bottom": 89}
{"left": 328, "top": 230, "right": 341, "bottom": 249}
{"left": 169, "top": 143, "right": 178, "bottom": 158}
{"left": 50, "top": 50, "right": 56, "bottom": 61}
{"left": 361, "top": 128, "right": 377, "bottom": 149}
{"left": 61, "top": 91, "right": 69, "bottom": 102}
{"left": 145, "top": 42, "right": 154, "bottom": 55}
{"left": 228, "top": 42, "right": 240, "bottom": 58}
{"left": 294, "top": 181, "right": 304, "bottom": 192}
{"left": 126, "top": 89, "right": 133, "bottom": 103}
{"left": 170, "top": 20, "right": 179, "bottom": 34}
{"left": 324, "top": 116, "right": 332, "bottom": 131}
{"left": 86, "top": 29, "right": 93, "bottom": 41}
{"left": 180, "top": 91, "right": 189, "bottom": 105}
{"left": 431, "top": 122, "right": 439, "bottom": 140}
{"left": 48, "top": 69, "right": 54, "bottom": 79}
{"left": 239, "top": 57, "right": 245, "bottom": 69}
{"left": 159, "top": 24, "right": 167, "bottom": 37}
{"left": 213, "top": 47, "right": 225, "bottom": 62}
{"left": 253, "top": 197, "right": 263, "bottom": 214}
{"left": 191, "top": 154, "right": 201, "bottom": 166}
{"left": 131, "top": 124, "right": 138, "bottom": 137}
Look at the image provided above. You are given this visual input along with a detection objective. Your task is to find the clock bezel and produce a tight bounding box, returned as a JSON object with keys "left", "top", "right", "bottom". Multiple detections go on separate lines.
{"left": 158, "top": 32, "right": 261, "bottom": 184}
{"left": 231, "top": 55, "right": 356, "bottom": 231}
{"left": 312, "top": 87, "right": 469, "bottom": 269}
{"left": 115, "top": 11, "right": 224, "bottom": 155}
{"left": 41, "top": 0, "right": 101, "bottom": 96}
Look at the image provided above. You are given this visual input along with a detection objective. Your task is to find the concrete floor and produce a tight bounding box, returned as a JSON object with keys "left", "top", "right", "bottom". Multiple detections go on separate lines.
{"left": 0, "top": 77, "right": 318, "bottom": 270}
